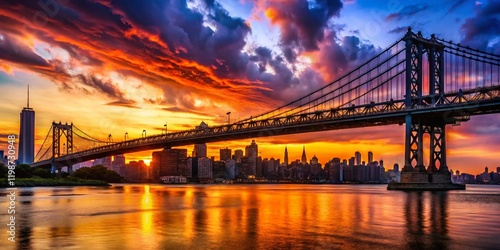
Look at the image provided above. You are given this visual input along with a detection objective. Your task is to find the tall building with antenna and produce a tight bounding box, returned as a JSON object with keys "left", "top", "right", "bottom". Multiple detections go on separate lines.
{"left": 18, "top": 86, "right": 35, "bottom": 164}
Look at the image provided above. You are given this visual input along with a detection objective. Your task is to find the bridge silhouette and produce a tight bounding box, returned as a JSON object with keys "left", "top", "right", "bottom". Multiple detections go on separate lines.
{"left": 31, "top": 29, "right": 500, "bottom": 188}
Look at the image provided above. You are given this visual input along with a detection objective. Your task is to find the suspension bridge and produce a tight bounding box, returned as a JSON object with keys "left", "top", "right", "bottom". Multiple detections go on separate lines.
{"left": 31, "top": 29, "right": 500, "bottom": 189}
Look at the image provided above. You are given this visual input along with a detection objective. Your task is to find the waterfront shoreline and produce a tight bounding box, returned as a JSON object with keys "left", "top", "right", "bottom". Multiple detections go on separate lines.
{"left": 0, "top": 178, "right": 110, "bottom": 188}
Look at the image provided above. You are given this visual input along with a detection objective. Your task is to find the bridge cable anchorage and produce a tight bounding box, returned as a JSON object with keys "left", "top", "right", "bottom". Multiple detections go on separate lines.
{"left": 236, "top": 39, "right": 404, "bottom": 123}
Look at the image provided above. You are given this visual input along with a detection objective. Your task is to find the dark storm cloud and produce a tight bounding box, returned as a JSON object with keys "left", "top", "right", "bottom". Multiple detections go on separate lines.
{"left": 251, "top": 46, "right": 273, "bottom": 72}
{"left": 266, "top": 0, "right": 343, "bottom": 51}
{"left": 460, "top": 0, "right": 500, "bottom": 54}
{"left": 312, "top": 30, "right": 380, "bottom": 82}
{"left": 77, "top": 74, "right": 128, "bottom": 101}
{"left": 0, "top": 0, "right": 268, "bottom": 111}
{"left": 385, "top": 4, "right": 429, "bottom": 22}
{"left": 0, "top": 0, "right": 378, "bottom": 113}
{"left": 0, "top": 34, "right": 50, "bottom": 67}
{"left": 257, "top": 0, "right": 382, "bottom": 100}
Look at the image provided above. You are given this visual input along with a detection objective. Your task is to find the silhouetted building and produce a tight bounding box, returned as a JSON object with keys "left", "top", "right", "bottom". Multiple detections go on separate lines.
{"left": 368, "top": 151, "right": 373, "bottom": 164}
{"left": 233, "top": 149, "right": 243, "bottom": 163}
{"left": 112, "top": 155, "right": 126, "bottom": 174}
{"left": 198, "top": 157, "right": 213, "bottom": 183}
{"left": 355, "top": 151, "right": 361, "bottom": 165}
{"left": 187, "top": 157, "right": 198, "bottom": 182}
{"left": 349, "top": 157, "right": 355, "bottom": 166}
{"left": 18, "top": 86, "right": 35, "bottom": 164}
{"left": 125, "top": 160, "right": 147, "bottom": 182}
{"left": 220, "top": 147, "right": 231, "bottom": 161}
{"left": 327, "top": 158, "right": 342, "bottom": 183}
{"left": 310, "top": 155, "right": 322, "bottom": 179}
{"left": 284, "top": 146, "right": 289, "bottom": 166}
{"left": 256, "top": 156, "right": 263, "bottom": 178}
{"left": 301, "top": 146, "right": 307, "bottom": 164}
{"left": 193, "top": 143, "right": 207, "bottom": 158}
{"left": 225, "top": 159, "right": 236, "bottom": 179}
{"left": 245, "top": 140, "right": 258, "bottom": 175}
{"left": 153, "top": 148, "right": 188, "bottom": 179}
{"left": 213, "top": 160, "right": 226, "bottom": 178}
{"left": 240, "top": 156, "right": 250, "bottom": 177}
{"left": 393, "top": 163, "right": 399, "bottom": 172}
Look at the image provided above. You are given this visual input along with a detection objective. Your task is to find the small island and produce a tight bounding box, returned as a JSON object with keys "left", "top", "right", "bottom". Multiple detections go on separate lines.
{"left": 0, "top": 164, "right": 122, "bottom": 188}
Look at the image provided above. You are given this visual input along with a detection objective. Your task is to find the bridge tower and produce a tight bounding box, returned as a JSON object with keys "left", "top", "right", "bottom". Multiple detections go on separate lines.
{"left": 51, "top": 122, "right": 73, "bottom": 174}
{"left": 391, "top": 28, "right": 465, "bottom": 190}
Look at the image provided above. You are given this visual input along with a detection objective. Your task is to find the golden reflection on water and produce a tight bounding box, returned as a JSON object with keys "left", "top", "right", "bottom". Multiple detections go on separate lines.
{"left": 140, "top": 185, "right": 153, "bottom": 235}
{"left": 1, "top": 185, "right": 500, "bottom": 250}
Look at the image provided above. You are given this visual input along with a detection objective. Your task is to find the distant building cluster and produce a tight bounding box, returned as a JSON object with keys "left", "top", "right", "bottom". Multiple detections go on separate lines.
{"left": 79, "top": 139, "right": 405, "bottom": 184}
{"left": 452, "top": 167, "right": 500, "bottom": 184}
{"left": 72, "top": 147, "right": 500, "bottom": 185}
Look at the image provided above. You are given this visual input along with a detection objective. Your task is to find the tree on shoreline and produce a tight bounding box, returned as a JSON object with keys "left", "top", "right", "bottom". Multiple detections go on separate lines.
{"left": 0, "top": 163, "right": 54, "bottom": 179}
{"left": 73, "top": 165, "right": 123, "bottom": 183}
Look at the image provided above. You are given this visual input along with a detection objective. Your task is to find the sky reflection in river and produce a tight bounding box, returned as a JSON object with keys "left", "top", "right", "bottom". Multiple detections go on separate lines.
{"left": 1, "top": 184, "right": 499, "bottom": 250}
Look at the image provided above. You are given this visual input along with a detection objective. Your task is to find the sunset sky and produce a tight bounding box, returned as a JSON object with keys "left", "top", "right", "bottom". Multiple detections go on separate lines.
{"left": 0, "top": 0, "right": 499, "bottom": 174}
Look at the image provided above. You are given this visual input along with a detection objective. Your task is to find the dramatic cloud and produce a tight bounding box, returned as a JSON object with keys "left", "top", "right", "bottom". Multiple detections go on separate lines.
{"left": 264, "top": 0, "right": 343, "bottom": 52}
{"left": 0, "top": 0, "right": 274, "bottom": 116}
{"left": 255, "top": 0, "right": 380, "bottom": 95}
{"left": 0, "top": 34, "right": 49, "bottom": 68}
{"left": 460, "top": 0, "right": 500, "bottom": 54}
{"left": 311, "top": 32, "right": 380, "bottom": 82}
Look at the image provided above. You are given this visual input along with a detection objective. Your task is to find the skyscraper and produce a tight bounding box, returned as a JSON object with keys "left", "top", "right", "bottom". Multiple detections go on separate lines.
{"left": 301, "top": 146, "right": 307, "bottom": 164}
{"left": 152, "top": 148, "right": 188, "bottom": 179}
{"left": 220, "top": 147, "right": 232, "bottom": 161}
{"left": 18, "top": 86, "right": 35, "bottom": 164}
{"left": 368, "top": 151, "right": 373, "bottom": 164}
{"left": 112, "top": 155, "right": 126, "bottom": 175}
{"left": 355, "top": 151, "right": 361, "bottom": 165}
{"left": 245, "top": 140, "right": 258, "bottom": 175}
{"left": 193, "top": 143, "right": 207, "bottom": 158}
{"left": 284, "top": 146, "right": 289, "bottom": 166}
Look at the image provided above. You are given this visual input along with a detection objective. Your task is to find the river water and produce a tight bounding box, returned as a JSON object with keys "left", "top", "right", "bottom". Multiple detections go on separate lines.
{"left": 1, "top": 184, "right": 499, "bottom": 250}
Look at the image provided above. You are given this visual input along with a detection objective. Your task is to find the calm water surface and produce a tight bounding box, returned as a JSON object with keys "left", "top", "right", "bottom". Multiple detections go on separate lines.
{"left": 1, "top": 184, "right": 499, "bottom": 249}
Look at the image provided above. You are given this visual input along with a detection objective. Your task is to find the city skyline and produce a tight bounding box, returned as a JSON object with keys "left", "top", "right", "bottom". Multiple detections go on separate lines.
{"left": 76, "top": 141, "right": 493, "bottom": 179}
{"left": 1, "top": 0, "right": 500, "bottom": 174}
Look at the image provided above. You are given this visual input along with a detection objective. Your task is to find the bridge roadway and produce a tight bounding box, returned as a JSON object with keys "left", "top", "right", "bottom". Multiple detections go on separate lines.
{"left": 32, "top": 86, "right": 500, "bottom": 168}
